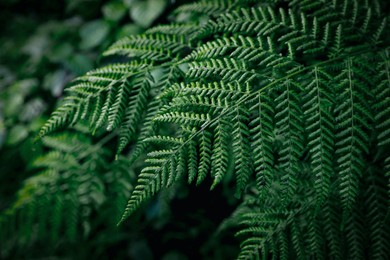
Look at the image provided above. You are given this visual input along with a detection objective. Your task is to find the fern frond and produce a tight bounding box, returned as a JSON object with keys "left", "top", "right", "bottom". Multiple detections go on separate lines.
{"left": 124, "top": 65, "right": 184, "bottom": 158}
{"left": 126, "top": 99, "right": 161, "bottom": 163}
{"left": 233, "top": 106, "right": 252, "bottom": 197}
{"left": 195, "top": 6, "right": 335, "bottom": 56}
{"left": 375, "top": 49, "right": 390, "bottom": 147}
{"left": 365, "top": 166, "right": 390, "bottom": 259}
{"left": 210, "top": 118, "right": 231, "bottom": 189}
{"left": 188, "top": 35, "right": 300, "bottom": 76}
{"left": 249, "top": 91, "right": 275, "bottom": 199}
{"left": 194, "top": 6, "right": 280, "bottom": 39}
{"left": 321, "top": 195, "right": 342, "bottom": 260}
{"left": 186, "top": 128, "right": 198, "bottom": 184}
{"left": 334, "top": 57, "right": 374, "bottom": 212}
{"left": 156, "top": 111, "right": 211, "bottom": 127}
{"left": 187, "top": 58, "right": 258, "bottom": 84}
{"left": 119, "top": 137, "right": 185, "bottom": 223}
{"left": 302, "top": 66, "right": 334, "bottom": 207}
{"left": 39, "top": 62, "right": 147, "bottom": 136}
{"left": 1, "top": 129, "right": 134, "bottom": 250}
{"left": 146, "top": 24, "right": 199, "bottom": 39}
{"left": 304, "top": 213, "right": 323, "bottom": 259}
{"left": 38, "top": 98, "right": 79, "bottom": 138}
{"left": 116, "top": 71, "right": 152, "bottom": 151}
{"left": 35, "top": 0, "right": 390, "bottom": 259}
{"left": 197, "top": 130, "right": 212, "bottom": 185}
{"left": 344, "top": 204, "right": 365, "bottom": 260}
{"left": 103, "top": 34, "right": 189, "bottom": 61}
{"left": 290, "top": 217, "right": 306, "bottom": 258}
{"left": 274, "top": 79, "right": 304, "bottom": 204}
{"left": 174, "top": 0, "right": 252, "bottom": 16}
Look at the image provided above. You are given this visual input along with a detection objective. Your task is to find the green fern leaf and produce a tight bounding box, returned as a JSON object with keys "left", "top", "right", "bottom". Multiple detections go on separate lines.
{"left": 233, "top": 106, "right": 252, "bottom": 197}
{"left": 334, "top": 58, "right": 374, "bottom": 212}
{"left": 211, "top": 118, "right": 231, "bottom": 189}
{"left": 274, "top": 79, "right": 304, "bottom": 204}
{"left": 197, "top": 130, "right": 212, "bottom": 185}
{"left": 302, "top": 66, "right": 334, "bottom": 207}
{"left": 249, "top": 91, "right": 275, "bottom": 198}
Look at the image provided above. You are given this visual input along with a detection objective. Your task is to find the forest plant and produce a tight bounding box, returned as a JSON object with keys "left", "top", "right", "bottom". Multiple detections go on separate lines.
{"left": 0, "top": 124, "right": 134, "bottom": 256}
{"left": 2, "top": 0, "right": 390, "bottom": 259}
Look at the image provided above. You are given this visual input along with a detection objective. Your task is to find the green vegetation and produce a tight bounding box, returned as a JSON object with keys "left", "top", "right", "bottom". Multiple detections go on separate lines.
{"left": 1, "top": 0, "right": 389, "bottom": 259}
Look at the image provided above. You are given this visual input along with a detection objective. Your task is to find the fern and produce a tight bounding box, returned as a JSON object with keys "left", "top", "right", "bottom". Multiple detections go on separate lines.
{"left": 0, "top": 126, "right": 134, "bottom": 254}
{"left": 12, "top": 0, "right": 390, "bottom": 259}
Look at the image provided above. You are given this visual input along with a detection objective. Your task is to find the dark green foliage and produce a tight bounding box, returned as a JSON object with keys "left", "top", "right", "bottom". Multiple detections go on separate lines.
{"left": 0, "top": 126, "right": 134, "bottom": 254}
{"left": 3, "top": 0, "right": 390, "bottom": 259}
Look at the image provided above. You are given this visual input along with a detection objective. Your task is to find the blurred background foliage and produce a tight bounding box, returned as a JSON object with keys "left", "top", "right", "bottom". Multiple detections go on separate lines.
{"left": 0, "top": 0, "right": 238, "bottom": 259}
